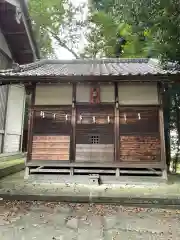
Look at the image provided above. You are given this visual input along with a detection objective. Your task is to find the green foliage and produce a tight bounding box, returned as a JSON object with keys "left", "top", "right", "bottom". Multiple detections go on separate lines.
{"left": 82, "top": 9, "right": 153, "bottom": 58}
{"left": 92, "top": 0, "right": 115, "bottom": 11}
{"left": 87, "top": 0, "right": 180, "bottom": 63}
{"left": 117, "top": 0, "right": 180, "bottom": 63}
{"left": 29, "top": 0, "right": 65, "bottom": 57}
{"left": 29, "top": 0, "right": 86, "bottom": 58}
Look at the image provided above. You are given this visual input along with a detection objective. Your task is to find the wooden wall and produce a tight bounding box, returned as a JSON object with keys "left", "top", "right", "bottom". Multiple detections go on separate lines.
{"left": 119, "top": 107, "right": 161, "bottom": 162}
{"left": 32, "top": 136, "right": 70, "bottom": 160}
{"left": 31, "top": 107, "right": 71, "bottom": 161}
{"left": 28, "top": 82, "right": 164, "bottom": 166}
{"left": 76, "top": 105, "right": 114, "bottom": 162}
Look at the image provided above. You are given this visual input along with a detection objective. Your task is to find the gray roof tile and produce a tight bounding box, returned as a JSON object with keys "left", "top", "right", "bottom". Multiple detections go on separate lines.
{"left": 0, "top": 58, "right": 179, "bottom": 78}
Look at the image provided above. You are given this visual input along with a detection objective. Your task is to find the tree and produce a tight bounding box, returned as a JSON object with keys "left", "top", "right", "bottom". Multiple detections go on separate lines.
{"left": 89, "top": 0, "right": 180, "bottom": 63}
{"left": 116, "top": 0, "right": 180, "bottom": 63}
{"left": 116, "top": 0, "right": 180, "bottom": 172}
{"left": 82, "top": 9, "right": 154, "bottom": 58}
{"left": 28, "top": 0, "right": 86, "bottom": 58}
{"left": 81, "top": 11, "right": 118, "bottom": 58}
{"left": 91, "top": 0, "right": 115, "bottom": 12}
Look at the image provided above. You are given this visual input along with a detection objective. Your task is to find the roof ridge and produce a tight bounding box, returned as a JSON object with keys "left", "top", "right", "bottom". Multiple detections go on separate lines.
{"left": 0, "top": 58, "right": 150, "bottom": 74}
{"left": 21, "top": 57, "right": 150, "bottom": 66}
{"left": 0, "top": 57, "right": 178, "bottom": 78}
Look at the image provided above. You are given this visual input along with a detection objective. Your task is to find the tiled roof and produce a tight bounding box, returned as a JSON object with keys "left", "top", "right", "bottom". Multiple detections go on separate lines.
{"left": 0, "top": 58, "right": 179, "bottom": 77}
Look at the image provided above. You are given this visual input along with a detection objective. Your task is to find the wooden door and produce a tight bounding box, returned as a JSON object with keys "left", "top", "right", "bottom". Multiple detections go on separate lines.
{"left": 76, "top": 105, "right": 114, "bottom": 163}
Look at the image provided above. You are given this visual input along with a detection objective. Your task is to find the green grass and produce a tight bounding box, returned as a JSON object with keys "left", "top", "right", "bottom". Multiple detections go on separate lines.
{"left": 0, "top": 159, "right": 24, "bottom": 170}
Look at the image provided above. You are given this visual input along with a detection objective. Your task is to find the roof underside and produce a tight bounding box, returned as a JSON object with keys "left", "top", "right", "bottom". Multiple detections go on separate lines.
{"left": 0, "top": 58, "right": 179, "bottom": 84}
{"left": 0, "top": 1, "right": 39, "bottom": 64}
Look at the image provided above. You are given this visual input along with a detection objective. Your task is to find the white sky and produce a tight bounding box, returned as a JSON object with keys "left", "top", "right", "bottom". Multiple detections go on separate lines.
{"left": 54, "top": 0, "right": 88, "bottom": 59}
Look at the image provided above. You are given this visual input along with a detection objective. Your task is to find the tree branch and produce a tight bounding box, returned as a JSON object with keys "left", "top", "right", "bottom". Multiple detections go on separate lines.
{"left": 46, "top": 28, "right": 80, "bottom": 59}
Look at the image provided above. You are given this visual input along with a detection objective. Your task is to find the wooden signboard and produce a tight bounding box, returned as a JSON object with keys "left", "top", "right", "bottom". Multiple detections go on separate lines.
{"left": 31, "top": 135, "right": 70, "bottom": 161}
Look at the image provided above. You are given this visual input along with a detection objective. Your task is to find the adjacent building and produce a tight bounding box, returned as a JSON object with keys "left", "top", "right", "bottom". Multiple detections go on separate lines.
{"left": 0, "top": 0, "right": 39, "bottom": 153}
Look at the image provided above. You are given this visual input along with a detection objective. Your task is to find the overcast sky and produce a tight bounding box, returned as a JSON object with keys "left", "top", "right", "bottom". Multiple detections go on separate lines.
{"left": 54, "top": 0, "right": 87, "bottom": 59}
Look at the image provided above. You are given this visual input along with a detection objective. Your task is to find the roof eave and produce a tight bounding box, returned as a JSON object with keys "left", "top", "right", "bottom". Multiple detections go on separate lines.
{"left": 0, "top": 73, "right": 176, "bottom": 85}
{"left": 19, "top": 0, "right": 40, "bottom": 60}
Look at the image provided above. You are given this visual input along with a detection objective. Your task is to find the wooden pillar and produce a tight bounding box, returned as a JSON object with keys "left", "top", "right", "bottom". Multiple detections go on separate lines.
{"left": 114, "top": 83, "right": 119, "bottom": 162}
{"left": 163, "top": 83, "right": 171, "bottom": 171}
{"left": 158, "top": 82, "right": 167, "bottom": 178}
{"left": 71, "top": 83, "right": 76, "bottom": 162}
{"left": 26, "top": 84, "right": 36, "bottom": 164}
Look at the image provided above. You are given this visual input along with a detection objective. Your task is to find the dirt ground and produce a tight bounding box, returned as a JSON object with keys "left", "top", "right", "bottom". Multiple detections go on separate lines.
{"left": 0, "top": 201, "right": 180, "bottom": 240}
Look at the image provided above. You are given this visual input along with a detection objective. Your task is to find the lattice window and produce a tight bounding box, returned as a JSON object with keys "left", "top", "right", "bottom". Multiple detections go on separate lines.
{"left": 90, "top": 135, "right": 99, "bottom": 144}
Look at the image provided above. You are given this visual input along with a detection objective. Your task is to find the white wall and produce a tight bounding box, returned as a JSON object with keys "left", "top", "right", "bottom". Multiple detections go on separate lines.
{"left": 76, "top": 84, "right": 115, "bottom": 102}
{"left": 35, "top": 85, "right": 72, "bottom": 105}
{"left": 118, "top": 83, "right": 159, "bottom": 105}
{"left": 3, "top": 85, "right": 25, "bottom": 153}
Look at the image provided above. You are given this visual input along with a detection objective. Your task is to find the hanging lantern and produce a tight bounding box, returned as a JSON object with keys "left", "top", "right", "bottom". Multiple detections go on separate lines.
{"left": 65, "top": 114, "right": 68, "bottom": 121}
{"left": 79, "top": 114, "right": 83, "bottom": 122}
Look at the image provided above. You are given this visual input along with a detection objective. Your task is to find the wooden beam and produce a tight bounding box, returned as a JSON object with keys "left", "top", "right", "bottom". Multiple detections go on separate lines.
{"left": 26, "top": 84, "right": 36, "bottom": 163}
{"left": 71, "top": 83, "right": 76, "bottom": 162}
{"left": 4, "top": 31, "right": 25, "bottom": 35}
{"left": 0, "top": 74, "right": 175, "bottom": 85}
{"left": 27, "top": 160, "right": 165, "bottom": 169}
{"left": 114, "top": 83, "right": 119, "bottom": 162}
{"left": 158, "top": 82, "right": 166, "bottom": 169}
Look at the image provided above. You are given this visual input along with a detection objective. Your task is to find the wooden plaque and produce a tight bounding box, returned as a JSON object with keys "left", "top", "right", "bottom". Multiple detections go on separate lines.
{"left": 32, "top": 135, "right": 70, "bottom": 161}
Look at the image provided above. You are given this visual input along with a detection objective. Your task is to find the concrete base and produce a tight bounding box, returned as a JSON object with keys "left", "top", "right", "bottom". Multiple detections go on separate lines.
{"left": 0, "top": 152, "right": 26, "bottom": 162}
{"left": 28, "top": 174, "right": 166, "bottom": 185}
{"left": 0, "top": 171, "right": 180, "bottom": 208}
{"left": 0, "top": 163, "right": 24, "bottom": 179}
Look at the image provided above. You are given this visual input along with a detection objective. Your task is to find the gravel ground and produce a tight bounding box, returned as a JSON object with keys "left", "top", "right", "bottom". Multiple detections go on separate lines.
{"left": 0, "top": 201, "right": 180, "bottom": 239}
